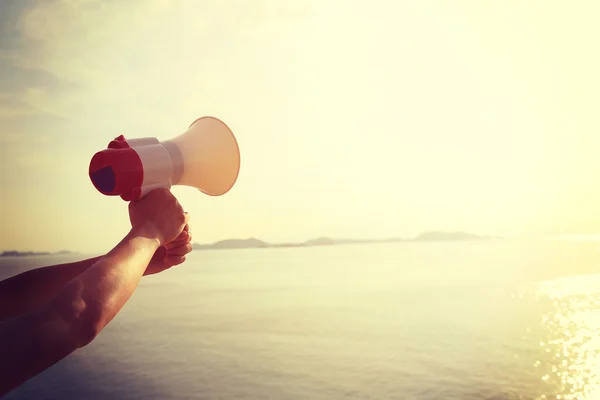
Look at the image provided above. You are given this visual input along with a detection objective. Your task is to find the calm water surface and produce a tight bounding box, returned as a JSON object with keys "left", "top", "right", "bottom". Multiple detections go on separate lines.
{"left": 2, "top": 239, "right": 600, "bottom": 399}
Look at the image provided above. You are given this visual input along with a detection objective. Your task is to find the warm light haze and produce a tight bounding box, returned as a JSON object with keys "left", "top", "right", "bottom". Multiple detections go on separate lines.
{"left": 1, "top": 0, "right": 599, "bottom": 253}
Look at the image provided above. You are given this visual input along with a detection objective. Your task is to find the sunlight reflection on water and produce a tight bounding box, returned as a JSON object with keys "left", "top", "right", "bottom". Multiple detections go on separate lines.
{"left": 535, "top": 274, "right": 600, "bottom": 400}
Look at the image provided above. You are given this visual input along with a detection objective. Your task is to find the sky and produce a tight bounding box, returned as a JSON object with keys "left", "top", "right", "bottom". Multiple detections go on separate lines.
{"left": 0, "top": 0, "right": 599, "bottom": 253}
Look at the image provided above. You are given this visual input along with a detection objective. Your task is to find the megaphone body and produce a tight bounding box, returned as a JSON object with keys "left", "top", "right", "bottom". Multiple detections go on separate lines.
{"left": 89, "top": 116, "right": 240, "bottom": 201}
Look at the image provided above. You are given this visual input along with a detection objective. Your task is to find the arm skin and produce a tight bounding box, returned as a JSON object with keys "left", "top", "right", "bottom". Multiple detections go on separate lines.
{"left": 0, "top": 256, "right": 102, "bottom": 322}
{"left": 0, "top": 226, "right": 191, "bottom": 323}
{"left": 0, "top": 225, "right": 168, "bottom": 397}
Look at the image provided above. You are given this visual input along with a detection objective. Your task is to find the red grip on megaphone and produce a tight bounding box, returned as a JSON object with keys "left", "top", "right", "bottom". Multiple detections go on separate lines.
{"left": 89, "top": 145, "right": 144, "bottom": 201}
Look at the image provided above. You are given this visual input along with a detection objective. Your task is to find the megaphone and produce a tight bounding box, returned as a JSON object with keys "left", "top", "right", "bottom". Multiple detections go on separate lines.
{"left": 89, "top": 116, "right": 240, "bottom": 201}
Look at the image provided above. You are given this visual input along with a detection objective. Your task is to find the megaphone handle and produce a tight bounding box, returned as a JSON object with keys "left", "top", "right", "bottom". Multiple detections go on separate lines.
{"left": 139, "top": 182, "right": 172, "bottom": 198}
{"left": 121, "top": 182, "right": 172, "bottom": 201}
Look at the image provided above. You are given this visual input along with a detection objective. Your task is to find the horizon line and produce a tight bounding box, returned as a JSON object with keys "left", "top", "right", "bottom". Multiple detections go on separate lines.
{"left": 4, "top": 232, "right": 600, "bottom": 255}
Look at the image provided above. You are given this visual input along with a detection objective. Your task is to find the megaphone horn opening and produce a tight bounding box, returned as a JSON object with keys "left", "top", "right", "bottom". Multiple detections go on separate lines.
{"left": 170, "top": 116, "right": 240, "bottom": 197}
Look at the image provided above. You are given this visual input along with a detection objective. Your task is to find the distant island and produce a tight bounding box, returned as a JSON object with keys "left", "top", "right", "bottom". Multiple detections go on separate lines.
{"left": 1, "top": 232, "right": 494, "bottom": 257}
{"left": 191, "top": 231, "right": 494, "bottom": 251}
{"left": 0, "top": 250, "right": 75, "bottom": 258}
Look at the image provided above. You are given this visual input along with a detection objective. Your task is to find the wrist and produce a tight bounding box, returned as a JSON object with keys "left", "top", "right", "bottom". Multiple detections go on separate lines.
{"left": 129, "top": 224, "right": 163, "bottom": 248}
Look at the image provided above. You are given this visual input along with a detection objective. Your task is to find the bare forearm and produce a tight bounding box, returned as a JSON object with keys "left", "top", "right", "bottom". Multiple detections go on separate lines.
{"left": 0, "top": 229, "right": 160, "bottom": 396}
{"left": 0, "top": 256, "right": 103, "bottom": 321}
{"left": 55, "top": 228, "right": 160, "bottom": 343}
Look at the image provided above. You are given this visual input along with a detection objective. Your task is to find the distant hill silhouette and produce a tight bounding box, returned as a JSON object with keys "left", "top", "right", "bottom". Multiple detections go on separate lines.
{"left": 1, "top": 232, "right": 493, "bottom": 256}
{"left": 190, "top": 231, "right": 491, "bottom": 251}
{"left": 192, "top": 238, "right": 268, "bottom": 250}
{"left": 1, "top": 250, "right": 75, "bottom": 258}
{"left": 303, "top": 237, "right": 336, "bottom": 246}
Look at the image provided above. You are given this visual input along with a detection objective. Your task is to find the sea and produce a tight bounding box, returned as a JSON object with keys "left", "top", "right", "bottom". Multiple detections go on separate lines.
{"left": 1, "top": 238, "right": 600, "bottom": 400}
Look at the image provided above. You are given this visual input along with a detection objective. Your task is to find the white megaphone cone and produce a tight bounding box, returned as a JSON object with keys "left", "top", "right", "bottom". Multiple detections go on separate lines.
{"left": 89, "top": 117, "right": 240, "bottom": 201}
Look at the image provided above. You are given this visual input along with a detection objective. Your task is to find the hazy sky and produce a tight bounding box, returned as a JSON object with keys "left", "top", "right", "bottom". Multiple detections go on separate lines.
{"left": 1, "top": 0, "right": 599, "bottom": 253}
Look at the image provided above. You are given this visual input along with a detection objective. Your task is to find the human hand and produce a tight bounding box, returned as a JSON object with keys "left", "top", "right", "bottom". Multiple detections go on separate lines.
{"left": 128, "top": 188, "right": 189, "bottom": 246}
{"left": 145, "top": 224, "right": 193, "bottom": 275}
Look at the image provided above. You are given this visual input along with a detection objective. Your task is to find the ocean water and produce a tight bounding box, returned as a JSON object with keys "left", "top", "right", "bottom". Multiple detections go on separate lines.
{"left": 1, "top": 239, "right": 600, "bottom": 400}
